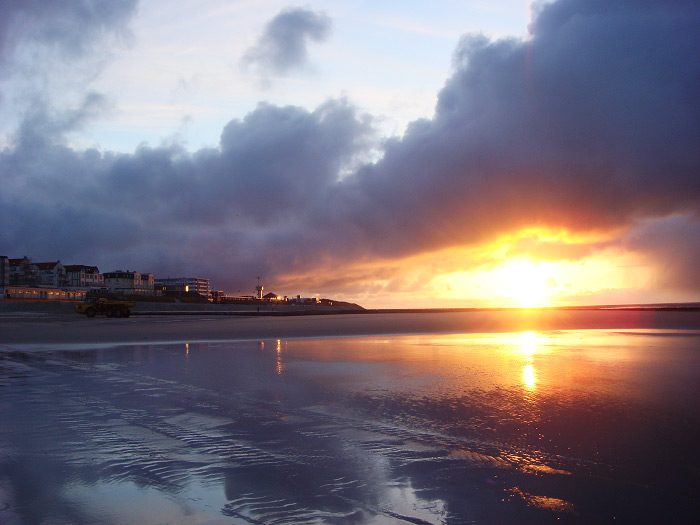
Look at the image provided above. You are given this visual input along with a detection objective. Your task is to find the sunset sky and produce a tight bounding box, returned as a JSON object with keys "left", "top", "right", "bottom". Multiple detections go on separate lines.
{"left": 1, "top": 0, "right": 699, "bottom": 308}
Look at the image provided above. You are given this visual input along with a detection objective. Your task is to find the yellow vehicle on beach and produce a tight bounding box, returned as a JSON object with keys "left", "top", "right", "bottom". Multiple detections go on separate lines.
{"left": 75, "top": 297, "right": 135, "bottom": 318}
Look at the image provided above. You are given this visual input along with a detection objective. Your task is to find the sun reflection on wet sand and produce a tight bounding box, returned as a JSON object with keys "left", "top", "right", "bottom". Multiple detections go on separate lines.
{"left": 517, "top": 331, "right": 539, "bottom": 390}
{"left": 522, "top": 362, "right": 537, "bottom": 389}
{"left": 519, "top": 330, "right": 537, "bottom": 356}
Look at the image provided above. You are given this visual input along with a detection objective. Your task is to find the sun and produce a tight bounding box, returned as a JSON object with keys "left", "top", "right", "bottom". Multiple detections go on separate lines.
{"left": 430, "top": 240, "right": 661, "bottom": 309}
{"left": 432, "top": 256, "right": 560, "bottom": 307}
{"left": 496, "top": 259, "right": 554, "bottom": 307}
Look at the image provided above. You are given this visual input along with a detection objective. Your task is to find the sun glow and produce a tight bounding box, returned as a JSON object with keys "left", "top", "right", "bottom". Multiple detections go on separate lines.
{"left": 444, "top": 257, "right": 557, "bottom": 307}
{"left": 311, "top": 229, "right": 661, "bottom": 309}
{"left": 519, "top": 330, "right": 537, "bottom": 356}
{"left": 496, "top": 259, "right": 554, "bottom": 307}
{"left": 427, "top": 241, "right": 658, "bottom": 309}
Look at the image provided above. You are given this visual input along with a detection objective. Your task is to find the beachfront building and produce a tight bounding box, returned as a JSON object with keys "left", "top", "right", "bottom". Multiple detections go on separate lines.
{"left": 210, "top": 290, "right": 225, "bottom": 303}
{"left": 154, "top": 277, "right": 210, "bottom": 297}
{"left": 9, "top": 257, "right": 40, "bottom": 286}
{"left": 36, "top": 261, "right": 69, "bottom": 287}
{"left": 0, "top": 256, "right": 9, "bottom": 286}
{"left": 1, "top": 285, "right": 86, "bottom": 301}
{"left": 103, "top": 270, "right": 155, "bottom": 295}
{"left": 142, "top": 272, "right": 154, "bottom": 292}
{"left": 65, "top": 265, "right": 104, "bottom": 289}
{"left": 290, "top": 295, "right": 320, "bottom": 304}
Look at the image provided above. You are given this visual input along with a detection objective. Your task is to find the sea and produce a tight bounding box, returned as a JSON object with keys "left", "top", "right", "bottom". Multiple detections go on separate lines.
{"left": 1, "top": 328, "right": 699, "bottom": 523}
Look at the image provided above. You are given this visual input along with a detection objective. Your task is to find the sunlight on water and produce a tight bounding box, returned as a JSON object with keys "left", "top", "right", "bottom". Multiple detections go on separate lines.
{"left": 522, "top": 362, "right": 537, "bottom": 389}
{"left": 515, "top": 331, "right": 538, "bottom": 389}
{"left": 518, "top": 330, "right": 538, "bottom": 356}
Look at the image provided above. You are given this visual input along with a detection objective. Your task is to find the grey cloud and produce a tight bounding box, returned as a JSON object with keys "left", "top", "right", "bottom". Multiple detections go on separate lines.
{"left": 90, "top": 99, "right": 374, "bottom": 227}
{"left": 215, "top": 100, "right": 372, "bottom": 223}
{"left": 11, "top": 93, "right": 111, "bottom": 151}
{"left": 321, "top": 0, "right": 700, "bottom": 257}
{"left": 3, "top": 0, "right": 700, "bottom": 297}
{"left": 0, "top": 0, "right": 137, "bottom": 69}
{"left": 623, "top": 214, "right": 700, "bottom": 292}
{"left": 242, "top": 7, "right": 332, "bottom": 76}
{"left": 0, "top": 0, "right": 136, "bottom": 140}
{"left": 0, "top": 98, "right": 376, "bottom": 292}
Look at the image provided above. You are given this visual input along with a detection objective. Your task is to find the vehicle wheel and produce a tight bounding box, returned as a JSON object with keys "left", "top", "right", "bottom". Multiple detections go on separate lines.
{"left": 114, "top": 308, "right": 124, "bottom": 318}
{"left": 106, "top": 308, "right": 114, "bottom": 317}
{"left": 85, "top": 307, "right": 96, "bottom": 318}
{"left": 124, "top": 308, "right": 131, "bottom": 318}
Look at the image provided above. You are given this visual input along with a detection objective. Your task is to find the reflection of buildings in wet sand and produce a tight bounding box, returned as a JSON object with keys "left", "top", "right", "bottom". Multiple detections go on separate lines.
{"left": 260, "top": 339, "right": 286, "bottom": 375}
{"left": 276, "top": 339, "right": 283, "bottom": 375}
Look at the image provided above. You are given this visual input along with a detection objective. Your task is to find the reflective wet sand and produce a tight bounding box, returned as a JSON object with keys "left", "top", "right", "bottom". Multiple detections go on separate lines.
{"left": 1, "top": 328, "right": 699, "bottom": 523}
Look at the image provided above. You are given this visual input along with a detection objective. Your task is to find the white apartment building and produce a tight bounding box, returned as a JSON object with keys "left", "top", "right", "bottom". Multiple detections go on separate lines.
{"left": 155, "top": 277, "right": 210, "bottom": 297}
{"left": 64, "top": 265, "right": 104, "bottom": 289}
{"left": 103, "top": 270, "right": 155, "bottom": 295}
{"left": 35, "top": 261, "right": 68, "bottom": 287}
{"left": 9, "top": 257, "right": 40, "bottom": 285}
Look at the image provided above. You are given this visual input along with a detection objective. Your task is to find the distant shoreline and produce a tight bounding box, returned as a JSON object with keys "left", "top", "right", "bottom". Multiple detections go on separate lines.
{"left": 2, "top": 304, "right": 700, "bottom": 349}
{"left": 365, "top": 303, "right": 700, "bottom": 314}
{"left": 2, "top": 299, "right": 700, "bottom": 317}
{"left": 131, "top": 304, "right": 700, "bottom": 316}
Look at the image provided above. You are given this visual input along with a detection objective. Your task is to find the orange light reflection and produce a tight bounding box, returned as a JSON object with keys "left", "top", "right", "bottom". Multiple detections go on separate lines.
{"left": 276, "top": 339, "right": 283, "bottom": 375}
{"left": 519, "top": 332, "right": 539, "bottom": 390}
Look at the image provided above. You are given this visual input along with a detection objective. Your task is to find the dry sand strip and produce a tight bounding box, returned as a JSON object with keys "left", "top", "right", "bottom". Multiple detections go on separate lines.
{"left": 2, "top": 308, "right": 700, "bottom": 349}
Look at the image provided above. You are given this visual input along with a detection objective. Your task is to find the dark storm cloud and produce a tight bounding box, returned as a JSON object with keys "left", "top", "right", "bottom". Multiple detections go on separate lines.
{"left": 3, "top": 0, "right": 700, "bottom": 295}
{"left": 0, "top": 99, "right": 375, "bottom": 289}
{"left": 624, "top": 214, "right": 700, "bottom": 292}
{"left": 325, "top": 0, "right": 700, "bottom": 260}
{"left": 242, "top": 7, "right": 332, "bottom": 76}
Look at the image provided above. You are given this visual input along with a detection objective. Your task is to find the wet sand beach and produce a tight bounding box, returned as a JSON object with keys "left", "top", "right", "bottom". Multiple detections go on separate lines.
{"left": 2, "top": 309, "right": 700, "bottom": 523}
{"left": 2, "top": 307, "right": 700, "bottom": 348}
